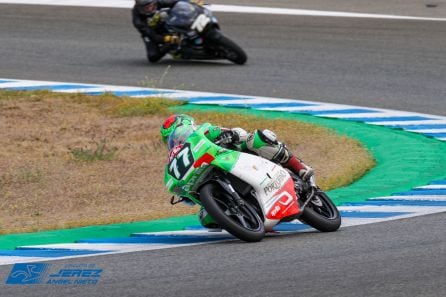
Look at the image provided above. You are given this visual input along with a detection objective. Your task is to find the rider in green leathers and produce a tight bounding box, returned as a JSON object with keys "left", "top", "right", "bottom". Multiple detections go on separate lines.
{"left": 161, "top": 114, "right": 314, "bottom": 228}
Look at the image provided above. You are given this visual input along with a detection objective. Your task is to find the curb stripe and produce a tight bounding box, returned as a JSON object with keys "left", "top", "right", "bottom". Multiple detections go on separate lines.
{"left": 77, "top": 236, "right": 232, "bottom": 244}
{"left": 407, "top": 129, "right": 446, "bottom": 134}
{"left": 82, "top": 90, "right": 172, "bottom": 97}
{"left": 16, "top": 243, "right": 168, "bottom": 252}
{"left": 188, "top": 98, "right": 302, "bottom": 104}
{"left": 371, "top": 120, "right": 446, "bottom": 126}
{"left": 0, "top": 249, "right": 108, "bottom": 257}
{"left": 226, "top": 102, "right": 317, "bottom": 108}
{"left": 322, "top": 112, "right": 411, "bottom": 119}
{"left": 304, "top": 108, "right": 380, "bottom": 115}
{"left": 389, "top": 124, "right": 446, "bottom": 130}
{"left": 420, "top": 132, "right": 446, "bottom": 138}
{"left": 270, "top": 224, "right": 312, "bottom": 232}
{"left": 346, "top": 116, "right": 435, "bottom": 122}
{"left": 369, "top": 195, "right": 446, "bottom": 201}
{"left": 338, "top": 205, "right": 444, "bottom": 212}
{"left": 188, "top": 96, "right": 255, "bottom": 102}
{"left": 0, "top": 78, "right": 445, "bottom": 264}
{"left": 393, "top": 190, "right": 446, "bottom": 196}
{"left": 5, "top": 84, "right": 97, "bottom": 91}
{"left": 343, "top": 200, "right": 446, "bottom": 207}
{"left": 415, "top": 185, "right": 446, "bottom": 190}
{"left": 339, "top": 211, "right": 411, "bottom": 218}
{"left": 431, "top": 180, "right": 446, "bottom": 185}
{"left": 0, "top": 79, "right": 444, "bottom": 144}
{"left": 254, "top": 104, "right": 365, "bottom": 112}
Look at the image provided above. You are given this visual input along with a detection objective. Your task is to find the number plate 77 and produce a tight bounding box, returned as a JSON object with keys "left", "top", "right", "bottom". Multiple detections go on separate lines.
{"left": 168, "top": 144, "right": 195, "bottom": 180}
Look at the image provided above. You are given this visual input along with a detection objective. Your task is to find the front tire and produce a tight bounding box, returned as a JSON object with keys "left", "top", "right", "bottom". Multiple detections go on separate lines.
{"left": 200, "top": 183, "right": 265, "bottom": 242}
{"left": 300, "top": 190, "right": 341, "bottom": 232}
{"left": 206, "top": 28, "right": 247, "bottom": 64}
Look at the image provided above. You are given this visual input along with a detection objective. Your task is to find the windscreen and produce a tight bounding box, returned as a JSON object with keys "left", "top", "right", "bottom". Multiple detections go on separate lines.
{"left": 166, "top": 1, "right": 200, "bottom": 29}
{"left": 167, "top": 124, "right": 195, "bottom": 151}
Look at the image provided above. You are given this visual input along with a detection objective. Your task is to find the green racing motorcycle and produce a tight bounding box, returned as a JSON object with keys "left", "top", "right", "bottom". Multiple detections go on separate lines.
{"left": 164, "top": 123, "right": 341, "bottom": 242}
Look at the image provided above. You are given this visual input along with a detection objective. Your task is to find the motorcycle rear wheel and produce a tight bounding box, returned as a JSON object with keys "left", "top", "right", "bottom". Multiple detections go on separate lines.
{"left": 299, "top": 190, "right": 341, "bottom": 232}
{"left": 200, "top": 183, "right": 265, "bottom": 242}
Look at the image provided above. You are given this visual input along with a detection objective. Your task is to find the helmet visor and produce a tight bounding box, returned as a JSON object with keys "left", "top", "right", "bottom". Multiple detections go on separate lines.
{"left": 167, "top": 125, "right": 195, "bottom": 151}
{"left": 143, "top": 2, "right": 157, "bottom": 14}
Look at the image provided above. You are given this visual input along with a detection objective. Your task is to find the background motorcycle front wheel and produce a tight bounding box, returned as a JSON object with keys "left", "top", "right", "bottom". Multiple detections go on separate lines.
{"left": 217, "top": 35, "right": 247, "bottom": 65}
{"left": 200, "top": 183, "right": 265, "bottom": 242}
{"left": 206, "top": 28, "right": 247, "bottom": 65}
{"left": 299, "top": 190, "right": 341, "bottom": 232}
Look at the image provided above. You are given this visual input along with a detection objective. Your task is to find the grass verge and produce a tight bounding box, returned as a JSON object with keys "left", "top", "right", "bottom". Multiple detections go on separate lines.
{"left": 0, "top": 90, "right": 374, "bottom": 234}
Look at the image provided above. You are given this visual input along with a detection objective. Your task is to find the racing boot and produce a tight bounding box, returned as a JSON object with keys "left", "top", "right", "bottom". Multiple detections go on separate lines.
{"left": 283, "top": 155, "right": 314, "bottom": 181}
{"left": 143, "top": 37, "right": 168, "bottom": 63}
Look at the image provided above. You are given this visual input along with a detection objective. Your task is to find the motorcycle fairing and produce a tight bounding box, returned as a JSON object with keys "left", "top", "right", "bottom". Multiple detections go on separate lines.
{"left": 228, "top": 153, "right": 301, "bottom": 231}
{"left": 164, "top": 124, "right": 240, "bottom": 201}
{"left": 163, "top": 124, "right": 300, "bottom": 231}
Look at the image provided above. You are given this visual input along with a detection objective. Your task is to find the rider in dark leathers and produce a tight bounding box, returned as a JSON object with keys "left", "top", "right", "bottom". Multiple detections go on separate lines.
{"left": 132, "top": 0, "right": 185, "bottom": 63}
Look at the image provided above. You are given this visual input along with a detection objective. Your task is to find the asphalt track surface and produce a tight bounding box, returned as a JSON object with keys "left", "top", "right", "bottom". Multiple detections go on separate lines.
{"left": 208, "top": 0, "right": 446, "bottom": 17}
{"left": 0, "top": 2, "right": 445, "bottom": 296}
{"left": 0, "top": 3, "right": 445, "bottom": 115}
{"left": 1, "top": 214, "right": 445, "bottom": 297}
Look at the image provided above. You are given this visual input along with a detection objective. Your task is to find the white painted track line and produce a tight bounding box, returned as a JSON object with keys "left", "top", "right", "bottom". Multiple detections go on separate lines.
{"left": 1, "top": 1, "right": 446, "bottom": 21}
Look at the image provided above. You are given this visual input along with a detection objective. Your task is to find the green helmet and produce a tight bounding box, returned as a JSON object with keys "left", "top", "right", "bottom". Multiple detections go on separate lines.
{"left": 160, "top": 114, "right": 195, "bottom": 143}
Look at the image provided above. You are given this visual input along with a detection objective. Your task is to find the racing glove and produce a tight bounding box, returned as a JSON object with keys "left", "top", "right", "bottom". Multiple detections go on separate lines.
{"left": 148, "top": 12, "right": 161, "bottom": 28}
{"left": 164, "top": 34, "right": 180, "bottom": 44}
{"left": 191, "top": 0, "right": 205, "bottom": 6}
{"left": 216, "top": 129, "right": 239, "bottom": 145}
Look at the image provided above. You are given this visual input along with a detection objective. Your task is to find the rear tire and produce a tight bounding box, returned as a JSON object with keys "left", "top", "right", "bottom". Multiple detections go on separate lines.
{"left": 300, "top": 190, "right": 341, "bottom": 232}
{"left": 200, "top": 183, "right": 264, "bottom": 242}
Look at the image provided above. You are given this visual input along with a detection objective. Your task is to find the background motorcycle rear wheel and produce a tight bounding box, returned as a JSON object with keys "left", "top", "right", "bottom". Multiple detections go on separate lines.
{"left": 200, "top": 183, "right": 265, "bottom": 242}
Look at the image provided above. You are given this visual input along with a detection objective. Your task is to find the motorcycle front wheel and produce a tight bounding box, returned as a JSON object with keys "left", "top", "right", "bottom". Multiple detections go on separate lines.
{"left": 299, "top": 190, "right": 341, "bottom": 232}
{"left": 200, "top": 183, "right": 265, "bottom": 242}
{"left": 206, "top": 28, "right": 247, "bottom": 65}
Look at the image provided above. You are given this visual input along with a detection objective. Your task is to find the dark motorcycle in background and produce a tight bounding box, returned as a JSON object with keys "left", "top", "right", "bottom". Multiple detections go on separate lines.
{"left": 160, "top": 1, "right": 247, "bottom": 64}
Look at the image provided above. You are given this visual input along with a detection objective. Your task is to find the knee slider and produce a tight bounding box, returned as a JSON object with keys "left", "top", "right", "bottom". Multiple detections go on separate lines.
{"left": 272, "top": 143, "right": 291, "bottom": 164}
{"left": 246, "top": 131, "right": 290, "bottom": 164}
{"left": 258, "top": 129, "right": 278, "bottom": 145}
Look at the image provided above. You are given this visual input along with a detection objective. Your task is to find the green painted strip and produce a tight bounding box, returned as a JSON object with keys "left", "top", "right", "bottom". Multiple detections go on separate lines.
{"left": 175, "top": 104, "right": 446, "bottom": 204}
{"left": 1, "top": 104, "right": 445, "bottom": 250}
{"left": 0, "top": 216, "right": 199, "bottom": 250}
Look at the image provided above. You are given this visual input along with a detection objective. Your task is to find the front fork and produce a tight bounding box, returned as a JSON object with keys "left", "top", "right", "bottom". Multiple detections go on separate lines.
{"left": 210, "top": 177, "right": 245, "bottom": 207}
{"left": 292, "top": 173, "right": 318, "bottom": 212}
